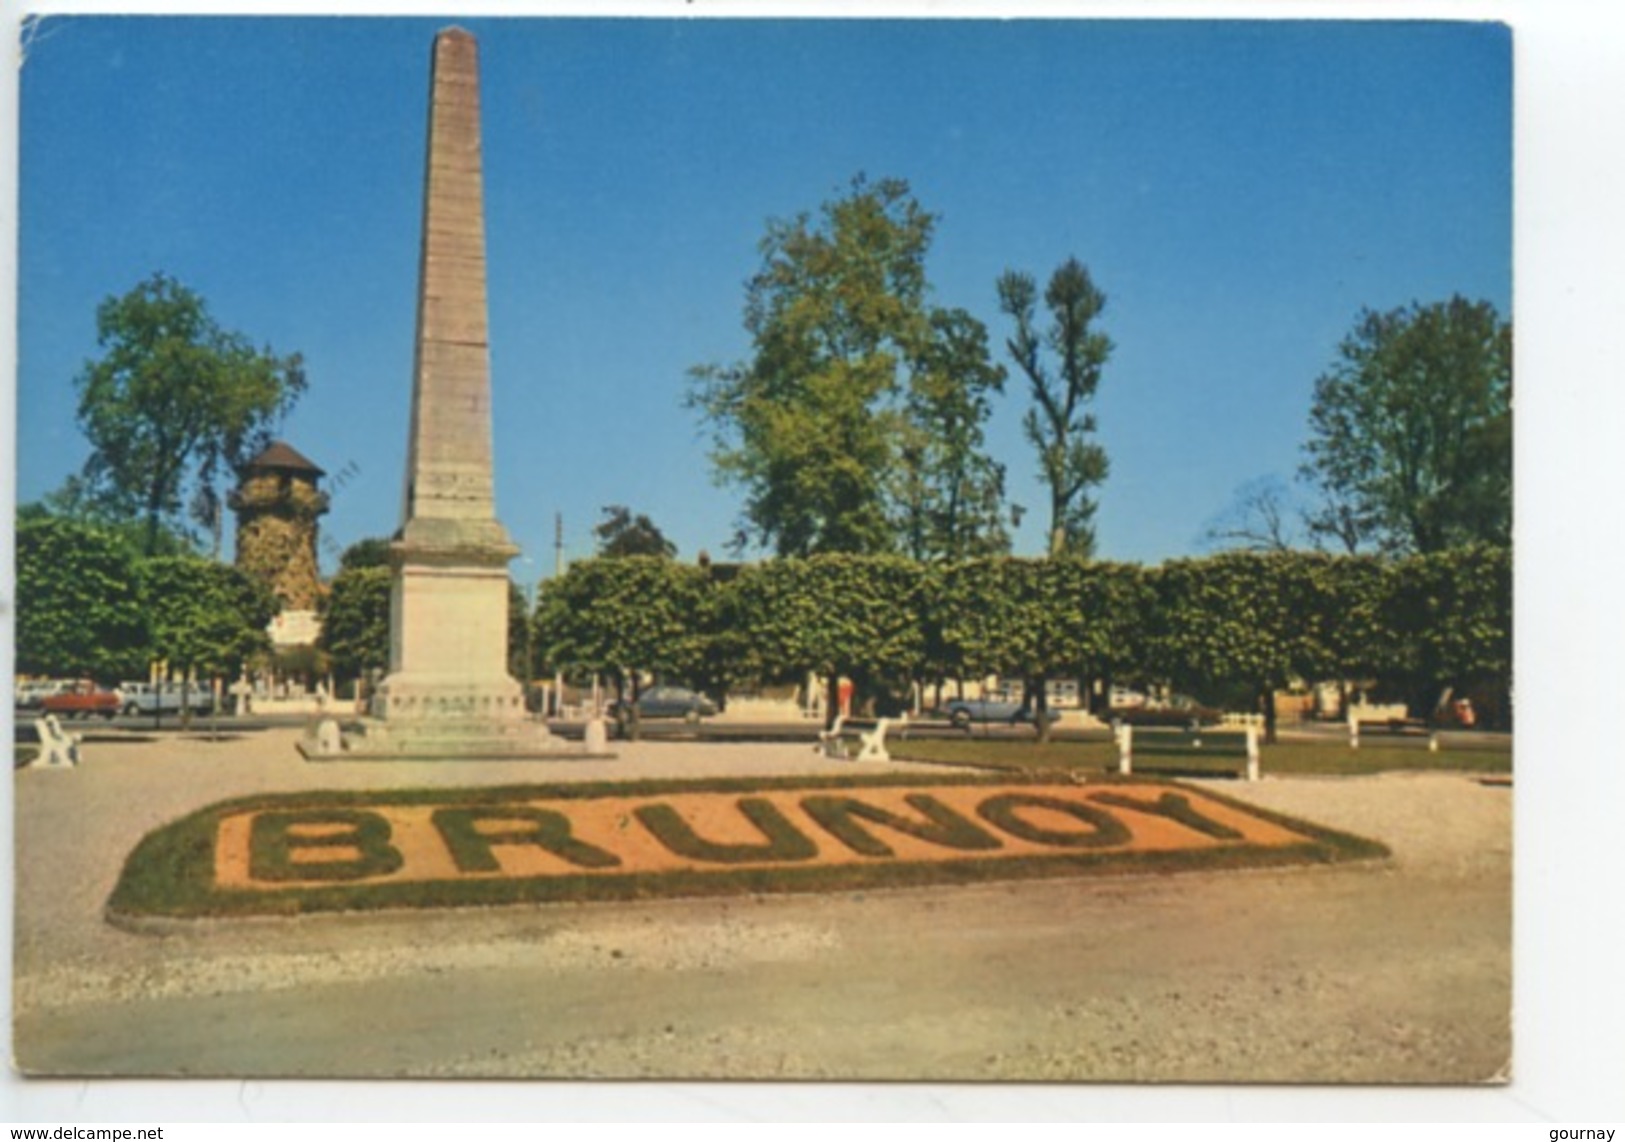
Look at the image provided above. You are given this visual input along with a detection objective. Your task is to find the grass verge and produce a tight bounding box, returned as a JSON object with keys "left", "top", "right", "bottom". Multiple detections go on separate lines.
{"left": 107, "top": 771, "right": 1388, "bottom": 922}
{"left": 889, "top": 735, "right": 1512, "bottom": 777}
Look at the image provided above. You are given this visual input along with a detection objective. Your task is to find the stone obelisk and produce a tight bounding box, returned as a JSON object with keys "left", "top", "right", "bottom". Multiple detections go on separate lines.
{"left": 309, "top": 28, "right": 593, "bottom": 759}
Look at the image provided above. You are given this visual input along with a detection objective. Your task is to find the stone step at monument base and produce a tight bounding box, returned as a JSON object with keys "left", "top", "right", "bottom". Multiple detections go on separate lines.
{"left": 369, "top": 674, "right": 530, "bottom": 724}
{"left": 299, "top": 716, "right": 614, "bottom": 761}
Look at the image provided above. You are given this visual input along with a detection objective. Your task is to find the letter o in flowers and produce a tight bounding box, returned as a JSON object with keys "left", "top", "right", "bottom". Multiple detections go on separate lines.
{"left": 976, "top": 794, "right": 1131, "bottom": 848}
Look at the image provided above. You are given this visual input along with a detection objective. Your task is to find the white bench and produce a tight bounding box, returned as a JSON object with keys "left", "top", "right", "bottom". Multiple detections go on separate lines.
{"left": 30, "top": 715, "right": 81, "bottom": 769}
{"left": 816, "top": 715, "right": 848, "bottom": 759}
{"left": 1116, "top": 722, "right": 1133, "bottom": 774}
{"left": 856, "top": 714, "right": 910, "bottom": 762}
{"left": 1117, "top": 722, "right": 1262, "bottom": 781}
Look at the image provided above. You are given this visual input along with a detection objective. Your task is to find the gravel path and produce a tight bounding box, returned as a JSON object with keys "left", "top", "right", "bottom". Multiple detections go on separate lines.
{"left": 12, "top": 728, "right": 1510, "bottom": 1082}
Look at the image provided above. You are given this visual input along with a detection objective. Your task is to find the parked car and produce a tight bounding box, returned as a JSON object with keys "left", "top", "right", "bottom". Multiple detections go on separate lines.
{"left": 14, "top": 679, "right": 71, "bottom": 710}
{"left": 1110, "top": 703, "right": 1223, "bottom": 728}
{"left": 611, "top": 686, "right": 718, "bottom": 722}
{"left": 939, "top": 698, "right": 1063, "bottom": 729}
{"left": 119, "top": 681, "right": 217, "bottom": 717}
{"left": 39, "top": 680, "right": 122, "bottom": 720}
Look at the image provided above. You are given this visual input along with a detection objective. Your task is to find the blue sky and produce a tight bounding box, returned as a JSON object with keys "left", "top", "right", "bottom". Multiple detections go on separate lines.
{"left": 15, "top": 16, "right": 1510, "bottom": 577}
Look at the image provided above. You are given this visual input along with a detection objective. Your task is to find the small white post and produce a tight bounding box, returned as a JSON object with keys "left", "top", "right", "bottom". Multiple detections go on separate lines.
{"left": 313, "top": 717, "right": 343, "bottom": 757}
{"left": 1117, "top": 723, "right": 1133, "bottom": 775}
{"left": 584, "top": 717, "right": 609, "bottom": 754}
{"left": 1245, "top": 724, "right": 1260, "bottom": 782}
{"left": 1429, "top": 731, "right": 1440, "bottom": 753}
{"left": 1347, "top": 707, "right": 1359, "bottom": 750}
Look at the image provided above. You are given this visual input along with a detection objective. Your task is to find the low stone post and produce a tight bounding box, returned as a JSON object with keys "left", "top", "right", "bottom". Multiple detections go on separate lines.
{"left": 1116, "top": 723, "right": 1133, "bottom": 775}
{"left": 307, "top": 717, "right": 343, "bottom": 758}
{"left": 1428, "top": 731, "right": 1440, "bottom": 753}
{"left": 1348, "top": 708, "right": 1359, "bottom": 750}
{"left": 1245, "top": 724, "right": 1261, "bottom": 782}
{"left": 583, "top": 717, "right": 609, "bottom": 755}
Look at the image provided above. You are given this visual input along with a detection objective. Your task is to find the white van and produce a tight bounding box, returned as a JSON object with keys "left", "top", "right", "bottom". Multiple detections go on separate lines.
{"left": 119, "top": 681, "right": 216, "bottom": 716}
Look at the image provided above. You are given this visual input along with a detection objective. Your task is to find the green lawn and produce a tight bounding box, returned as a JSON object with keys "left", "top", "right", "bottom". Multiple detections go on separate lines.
{"left": 891, "top": 733, "right": 1512, "bottom": 777}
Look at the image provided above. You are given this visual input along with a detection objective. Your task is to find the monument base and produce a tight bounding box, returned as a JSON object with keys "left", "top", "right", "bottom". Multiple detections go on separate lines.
{"left": 298, "top": 712, "right": 614, "bottom": 761}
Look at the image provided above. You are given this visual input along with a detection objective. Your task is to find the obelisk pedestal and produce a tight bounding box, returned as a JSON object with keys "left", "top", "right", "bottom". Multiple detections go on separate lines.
{"left": 304, "top": 28, "right": 607, "bottom": 760}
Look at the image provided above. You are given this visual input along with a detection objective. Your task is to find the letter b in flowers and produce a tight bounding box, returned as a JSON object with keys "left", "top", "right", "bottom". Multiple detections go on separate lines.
{"left": 249, "top": 809, "right": 405, "bottom": 882}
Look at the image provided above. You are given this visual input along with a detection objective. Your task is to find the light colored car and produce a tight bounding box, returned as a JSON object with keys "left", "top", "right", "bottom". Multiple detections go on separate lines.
{"left": 939, "top": 699, "right": 1063, "bottom": 729}
{"left": 119, "top": 681, "right": 216, "bottom": 717}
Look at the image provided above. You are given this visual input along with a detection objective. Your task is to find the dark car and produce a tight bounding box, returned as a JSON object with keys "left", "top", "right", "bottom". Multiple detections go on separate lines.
{"left": 939, "top": 698, "right": 1063, "bottom": 729}
{"left": 613, "top": 686, "right": 718, "bottom": 722}
{"left": 1110, "top": 702, "right": 1223, "bottom": 728}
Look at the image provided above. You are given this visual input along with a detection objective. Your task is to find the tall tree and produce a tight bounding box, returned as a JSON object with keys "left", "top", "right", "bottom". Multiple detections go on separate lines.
{"left": 1300, "top": 296, "right": 1511, "bottom": 555}
{"left": 73, "top": 273, "right": 307, "bottom": 556}
{"left": 594, "top": 505, "right": 677, "bottom": 559}
{"left": 691, "top": 176, "right": 1003, "bottom": 559}
{"left": 1199, "top": 475, "right": 1303, "bottom": 553}
{"left": 32, "top": 480, "right": 196, "bottom": 556}
{"left": 894, "top": 307, "right": 1011, "bottom": 561}
{"left": 997, "top": 258, "right": 1112, "bottom": 557}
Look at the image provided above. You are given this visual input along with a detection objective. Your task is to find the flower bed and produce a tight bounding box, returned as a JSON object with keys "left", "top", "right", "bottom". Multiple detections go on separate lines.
{"left": 108, "top": 772, "right": 1388, "bottom": 921}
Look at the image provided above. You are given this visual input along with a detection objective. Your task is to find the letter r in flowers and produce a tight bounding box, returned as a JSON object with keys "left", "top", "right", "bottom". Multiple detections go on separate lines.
{"left": 432, "top": 807, "right": 622, "bottom": 872}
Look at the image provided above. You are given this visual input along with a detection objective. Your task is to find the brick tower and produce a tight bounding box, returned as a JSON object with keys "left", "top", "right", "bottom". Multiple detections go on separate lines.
{"left": 230, "top": 441, "right": 329, "bottom": 641}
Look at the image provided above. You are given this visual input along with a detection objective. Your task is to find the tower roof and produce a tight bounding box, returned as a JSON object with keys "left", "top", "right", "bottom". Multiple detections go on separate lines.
{"left": 243, "top": 440, "right": 325, "bottom": 478}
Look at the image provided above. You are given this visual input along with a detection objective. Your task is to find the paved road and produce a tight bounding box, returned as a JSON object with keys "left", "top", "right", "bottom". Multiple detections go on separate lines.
{"left": 12, "top": 729, "right": 1509, "bottom": 1083}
